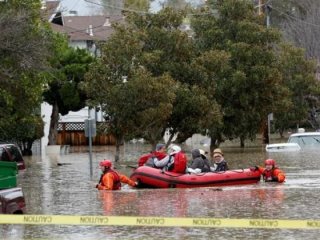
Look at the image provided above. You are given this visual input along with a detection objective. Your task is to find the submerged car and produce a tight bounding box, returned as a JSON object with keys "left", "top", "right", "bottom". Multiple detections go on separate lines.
{"left": 266, "top": 131, "right": 320, "bottom": 152}
{"left": 0, "top": 144, "right": 26, "bottom": 170}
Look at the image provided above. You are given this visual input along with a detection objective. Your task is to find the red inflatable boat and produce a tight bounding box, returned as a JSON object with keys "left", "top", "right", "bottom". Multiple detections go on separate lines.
{"left": 130, "top": 166, "right": 261, "bottom": 188}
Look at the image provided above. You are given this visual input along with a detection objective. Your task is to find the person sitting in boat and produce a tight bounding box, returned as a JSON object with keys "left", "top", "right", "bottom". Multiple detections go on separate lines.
{"left": 186, "top": 149, "right": 211, "bottom": 174}
{"left": 152, "top": 144, "right": 187, "bottom": 173}
{"left": 253, "top": 159, "right": 286, "bottom": 183}
{"left": 96, "top": 160, "right": 137, "bottom": 190}
{"left": 143, "top": 143, "right": 167, "bottom": 167}
{"left": 210, "top": 148, "right": 229, "bottom": 172}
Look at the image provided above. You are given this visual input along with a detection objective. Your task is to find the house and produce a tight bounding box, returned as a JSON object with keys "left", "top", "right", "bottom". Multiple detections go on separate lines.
{"left": 50, "top": 14, "right": 123, "bottom": 55}
{"left": 40, "top": 1, "right": 122, "bottom": 149}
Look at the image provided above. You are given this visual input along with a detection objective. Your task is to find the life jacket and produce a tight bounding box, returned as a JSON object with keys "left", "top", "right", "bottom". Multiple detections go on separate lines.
{"left": 138, "top": 151, "right": 167, "bottom": 167}
{"left": 168, "top": 151, "right": 187, "bottom": 174}
{"left": 263, "top": 168, "right": 278, "bottom": 182}
{"left": 138, "top": 153, "right": 153, "bottom": 167}
{"left": 99, "top": 169, "right": 121, "bottom": 190}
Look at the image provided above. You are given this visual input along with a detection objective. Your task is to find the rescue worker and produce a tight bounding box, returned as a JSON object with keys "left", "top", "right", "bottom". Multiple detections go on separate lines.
{"left": 143, "top": 143, "right": 167, "bottom": 167}
{"left": 96, "top": 160, "right": 137, "bottom": 190}
{"left": 153, "top": 144, "right": 187, "bottom": 173}
{"left": 253, "top": 159, "right": 286, "bottom": 183}
{"left": 211, "top": 148, "right": 229, "bottom": 172}
{"left": 186, "top": 149, "right": 211, "bottom": 173}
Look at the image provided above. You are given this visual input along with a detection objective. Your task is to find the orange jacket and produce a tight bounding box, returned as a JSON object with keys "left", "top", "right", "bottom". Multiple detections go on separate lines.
{"left": 97, "top": 171, "right": 136, "bottom": 190}
{"left": 257, "top": 167, "right": 286, "bottom": 183}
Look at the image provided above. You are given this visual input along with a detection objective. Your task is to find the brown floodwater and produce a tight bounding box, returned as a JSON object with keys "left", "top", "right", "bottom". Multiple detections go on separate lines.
{"left": 1, "top": 142, "right": 320, "bottom": 239}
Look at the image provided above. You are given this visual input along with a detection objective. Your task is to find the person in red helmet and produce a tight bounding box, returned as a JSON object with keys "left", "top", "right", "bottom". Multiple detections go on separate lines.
{"left": 252, "top": 159, "right": 286, "bottom": 183}
{"left": 96, "top": 160, "right": 137, "bottom": 190}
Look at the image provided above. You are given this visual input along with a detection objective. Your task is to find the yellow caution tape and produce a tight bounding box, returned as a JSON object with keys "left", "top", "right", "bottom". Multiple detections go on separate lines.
{"left": 0, "top": 215, "right": 319, "bottom": 229}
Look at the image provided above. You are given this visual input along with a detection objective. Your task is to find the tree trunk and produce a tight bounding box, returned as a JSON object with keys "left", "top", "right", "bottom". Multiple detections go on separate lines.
{"left": 260, "top": 121, "right": 269, "bottom": 144}
{"left": 166, "top": 133, "right": 175, "bottom": 148}
{"left": 209, "top": 135, "right": 221, "bottom": 159}
{"left": 279, "top": 128, "right": 284, "bottom": 138}
{"left": 48, "top": 102, "right": 59, "bottom": 145}
{"left": 240, "top": 136, "right": 245, "bottom": 148}
{"left": 114, "top": 136, "right": 123, "bottom": 162}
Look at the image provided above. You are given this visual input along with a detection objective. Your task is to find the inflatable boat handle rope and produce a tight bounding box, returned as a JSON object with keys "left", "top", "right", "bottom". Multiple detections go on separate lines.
{"left": 161, "top": 169, "right": 245, "bottom": 177}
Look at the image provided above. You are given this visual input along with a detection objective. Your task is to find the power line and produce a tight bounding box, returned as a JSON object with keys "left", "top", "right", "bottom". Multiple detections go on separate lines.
{"left": 270, "top": 5, "right": 320, "bottom": 28}
{"left": 84, "top": 0, "right": 213, "bottom": 17}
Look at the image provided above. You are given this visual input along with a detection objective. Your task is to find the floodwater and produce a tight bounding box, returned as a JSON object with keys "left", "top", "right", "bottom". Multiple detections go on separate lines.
{"left": 1, "top": 143, "right": 320, "bottom": 239}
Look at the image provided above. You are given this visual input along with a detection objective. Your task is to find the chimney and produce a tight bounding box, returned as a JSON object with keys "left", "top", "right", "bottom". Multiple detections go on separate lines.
{"left": 89, "top": 25, "right": 93, "bottom": 36}
{"left": 41, "top": 0, "right": 46, "bottom": 9}
{"left": 103, "top": 17, "right": 111, "bottom": 27}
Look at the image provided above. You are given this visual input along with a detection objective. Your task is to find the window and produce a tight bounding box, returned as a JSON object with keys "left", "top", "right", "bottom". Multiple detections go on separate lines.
{"left": 6, "top": 145, "right": 23, "bottom": 162}
{"left": 0, "top": 147, "right": 10, "bottom": 161}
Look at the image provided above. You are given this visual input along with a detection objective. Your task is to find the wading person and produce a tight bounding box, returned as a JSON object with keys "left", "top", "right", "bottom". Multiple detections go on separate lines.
{"left": 253, "top": 159, "right": 286, "bottom": 183}
{"left": 96, "top": 160, "right": 137, "bottom": 190}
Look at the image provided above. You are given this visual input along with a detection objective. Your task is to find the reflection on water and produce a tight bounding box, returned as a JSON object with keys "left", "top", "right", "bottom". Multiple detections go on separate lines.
{"left": 1, "top": 143, "right": 320, "bottom": 239}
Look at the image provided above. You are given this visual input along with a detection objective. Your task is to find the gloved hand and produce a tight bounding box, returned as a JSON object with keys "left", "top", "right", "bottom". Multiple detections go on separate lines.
{"left": 249, "top": 166, "right": 259, "bottom": 171}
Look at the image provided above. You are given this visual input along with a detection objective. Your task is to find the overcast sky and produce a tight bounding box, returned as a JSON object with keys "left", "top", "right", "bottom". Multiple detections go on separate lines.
{"left": 59, "top": 0, "right": 162, "bottom": 15}
{"left": 58, "top": 0, "right": 205, "bottom": 16}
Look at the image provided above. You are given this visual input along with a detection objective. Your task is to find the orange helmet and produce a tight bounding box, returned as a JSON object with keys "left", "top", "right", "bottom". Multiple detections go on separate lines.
{"left": 265, "top": 159, "right": 275, "bottom": 166}
{"left": 100, "top": 160, "right": 112, "bottom": 168}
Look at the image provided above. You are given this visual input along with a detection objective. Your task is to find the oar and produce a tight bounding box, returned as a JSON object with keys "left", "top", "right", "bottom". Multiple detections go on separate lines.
{"left": 126, "top": 165, "right": 138, "bottom": 169}
{"left": 118, "top": 164, "right": 138, "bottom": 169}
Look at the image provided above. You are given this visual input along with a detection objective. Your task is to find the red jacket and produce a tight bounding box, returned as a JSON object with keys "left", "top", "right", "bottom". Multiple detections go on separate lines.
{"left": 258, "top": 167, "right": 286, "bottom": 183}
{"left": 97, "top": 169, "right": 136, "bottom": 190}
{"left": 138, "top": 151, "right": 167, "bottom": 166}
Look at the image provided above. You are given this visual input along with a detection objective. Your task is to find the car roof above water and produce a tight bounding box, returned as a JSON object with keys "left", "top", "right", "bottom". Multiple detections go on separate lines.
{"left": 289, "top": 132, "right": 320, "bottom": 137}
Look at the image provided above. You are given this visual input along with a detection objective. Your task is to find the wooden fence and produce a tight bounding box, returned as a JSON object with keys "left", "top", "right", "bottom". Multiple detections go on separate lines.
{"left": 56, "top": 122, "right": 116, "bottom": 146}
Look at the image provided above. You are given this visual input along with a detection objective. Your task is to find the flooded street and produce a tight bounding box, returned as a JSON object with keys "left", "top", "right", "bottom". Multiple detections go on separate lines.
{"left": 1, "top": 143, "right": 320, "bottom": 239}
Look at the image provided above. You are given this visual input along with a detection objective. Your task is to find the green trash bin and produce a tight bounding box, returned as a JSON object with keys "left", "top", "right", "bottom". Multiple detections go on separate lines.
{"left": 0, "top": 161, "right": 18, "bottom": 189}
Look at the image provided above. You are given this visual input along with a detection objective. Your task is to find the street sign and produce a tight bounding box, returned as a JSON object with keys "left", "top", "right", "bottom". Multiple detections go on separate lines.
{"left": 84, "top": 119, "right": 96, "bottom": 137}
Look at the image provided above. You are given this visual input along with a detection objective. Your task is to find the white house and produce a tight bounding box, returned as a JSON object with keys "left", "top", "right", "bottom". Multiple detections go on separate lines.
{"left": 41, "top": 1, "right": 123, "bottom": 149}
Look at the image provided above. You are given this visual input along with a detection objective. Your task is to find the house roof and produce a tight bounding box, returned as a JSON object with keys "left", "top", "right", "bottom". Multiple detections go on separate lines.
{"left": 42, "top": 0, "right": 61, "bottom": 21}
{"left": 51, "top": 15, "right": 124, "bottom": 41}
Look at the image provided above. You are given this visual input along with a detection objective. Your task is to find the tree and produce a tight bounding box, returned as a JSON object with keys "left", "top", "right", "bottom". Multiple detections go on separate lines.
{"left": 127, "top": 8, "right": 221, "bottom": 143}
{"left": 0, "top": 0, "right": 53, "bottom": 154}
{"left": 43, "top": 35, "right": 94, "bottom": 145}
{"left": 269, "top": 0, "right": 320, "bottom": 61}
{"left": 274, "top": 43, "right": 319, "bottom": 134}
{"left": 85, "top": 7, "right": 221, "bottom": 161}
{"left": 192, "top": 0, "right": 287, "bottom": 149}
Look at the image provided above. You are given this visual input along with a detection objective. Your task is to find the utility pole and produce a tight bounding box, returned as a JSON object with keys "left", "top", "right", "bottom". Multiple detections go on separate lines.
{"left": 258, "top": 0, "right": 262, "bottom": 15}
{"left": 265, "top": 4, "right": 272, "bottom": 27}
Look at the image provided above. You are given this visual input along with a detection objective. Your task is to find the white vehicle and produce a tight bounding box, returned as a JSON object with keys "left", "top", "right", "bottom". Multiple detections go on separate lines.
{"left": 287, "top": 132, "right": 320, "bottom": 148}
{"left": 265, "top": 142, "right": 301, "bottom": 152}
{"left": 266, "top": 129, "right": 320, "bottom": 152}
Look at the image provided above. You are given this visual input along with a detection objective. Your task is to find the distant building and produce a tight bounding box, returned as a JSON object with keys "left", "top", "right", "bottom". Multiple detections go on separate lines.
{"left": 50, "top": 14, "right": 123, "bottom": 55}
{"left": 41, "top": 1, "right": 123, "bottom": 147}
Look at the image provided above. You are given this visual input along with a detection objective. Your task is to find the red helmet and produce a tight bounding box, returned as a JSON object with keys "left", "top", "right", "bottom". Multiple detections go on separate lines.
{"left": 265, "top": 159, "right": 275, "bottom": 166}
{"left": 99, "top": 160, "right": 112, "bottom": 168}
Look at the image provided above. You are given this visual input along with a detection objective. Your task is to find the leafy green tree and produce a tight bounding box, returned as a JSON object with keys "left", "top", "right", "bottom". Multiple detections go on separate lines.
{"left": 128, "top": 8, "right": 221, "bottom": 143}
{"left": 124, "top": 0, "right": 150, "bottom": 11}
{"left": 0, "top": 0, "right": 52, "bottom": 154}
{"left": 192, "top": 0, "right": 287, "bottom": 149}
{"left": 43, "top": 35, "right": 94, "bottom": 145}
{"left": 85, "top": 7, "right": 221, "bottom": 160}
